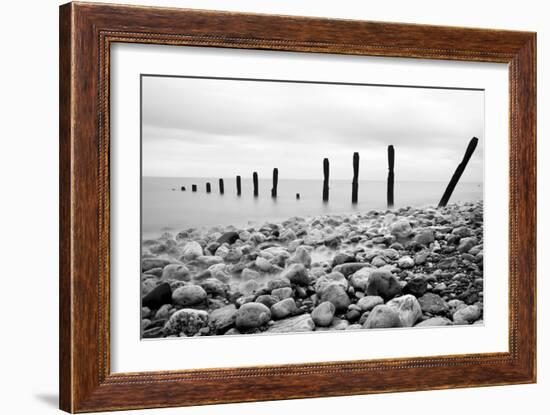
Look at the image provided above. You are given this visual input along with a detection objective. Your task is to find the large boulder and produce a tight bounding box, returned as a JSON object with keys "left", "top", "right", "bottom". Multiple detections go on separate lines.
{"left": 142, "top": 282, "right": 172, "bottom": 309}
{"left": 415, "top": 316, "right": 453, "bottom": 327}
{"left": 141, "top": 276, "right": 160, "bottom": 296}
{"left": 267, "top": 314, "right": 315, "bottom": 333}
{"left": 164, "top": 309, "right": 209, "bottom": 336}
{"left": 363, "top": 305, "right": 403, "bottom": 329}
{"left": 315, "top": 271, "right": 348, "bottom": 293}
{"left": 198, "top": 278, "right": 227, "bottom": 296}
{"left": 280, "top": 263, "right": 310, "bottom": 286}
{"left": 235, "top": 303, "right": 271, "bottom": 329}
{"left": 386, "top": 294, "right": 422, "bottom": 327}
{"left": 414, "top": 229, "right": 435, "bottom": 246}
{"left": 319, "top": 283, "right": 350, "bottom": 311}
{"left": 181, "top": 241, "right": 203, "bottom": 260}
{"left": 364, "top": 270, "right": 402, "bottom": 300}
{"left": 332, "top": 253, "right": 356, "bottom": 267}
{"left": 161, "top": 264, "right": 190, "bottom": 281}
{"left": 403, "top": 275, "right": 428, "bottom": 297}
{"left": 357, "top": 295, "right": 384, "bottom": 312}
{"left": 271, "top": 287, "right": 293, "bottom": 300}
{"left": 172, "top": 285, "right": 207, "bottom": 306}
{"left": 397, "top": 256, "right": 415, "bottom": 269}
{"left": 417, "top": 293, "right": 449, "bottom": 315}
{"left": 453, "top": 305, "right": 481, "bottom": 324}
{"left": 390, "top": 219, "right": 412, "bottom": 239}
{"left": 311, "top": 301, "right": 335, "bottom": 327}
{"left": 270, "top": 298, "right": 298, "bottom": 320}
{"left": 457, "top": 237, "right": 477, "bottom": 253}
{"left": 349, "top": 267, "right": 374, "bottom": 291}
{"left": 217, "top": 231, "right": 240, "bottom": 245}
{"left": 209, "top": 304, "right": 237, "bottom": 333}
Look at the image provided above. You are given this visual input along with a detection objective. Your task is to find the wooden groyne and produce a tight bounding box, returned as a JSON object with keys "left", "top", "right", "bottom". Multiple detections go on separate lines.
{"left": 352, "top": 152, "right": 359, "bottom": 204}
{"left": 438, "top": 137, "right": 479, "bottom": 207}
{"left": 323, "top": 158, "right": 329, "bottom": 202}
{"left": 271, "top": 168, "right": 279, "bottom": 198}
{"left": 387, "top": 145, "right": 395, "bottom": 208}
{"left": 236, "top": 175, "right": 241, "bottom": 196}
{"left": 253, "top": 172, "right": 259, "bottom": 197}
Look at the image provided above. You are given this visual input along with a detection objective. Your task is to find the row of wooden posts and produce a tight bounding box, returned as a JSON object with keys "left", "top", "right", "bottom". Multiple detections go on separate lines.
{"left": 181, "top": 137, "right": 478, "bottom": 208}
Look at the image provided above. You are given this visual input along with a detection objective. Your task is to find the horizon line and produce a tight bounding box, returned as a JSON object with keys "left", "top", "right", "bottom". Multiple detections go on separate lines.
{"left": 142, "top": 176, "right": 482, "bottom": 184}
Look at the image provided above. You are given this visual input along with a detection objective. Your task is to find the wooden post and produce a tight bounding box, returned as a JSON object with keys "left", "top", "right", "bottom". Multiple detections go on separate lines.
{"left": 387, "top": 145, "right": 395, "bottom": 208}
{"left": 219, "top": 178, "right": 224, "bottom": 194}
{"left": 236, "top": 175, "right": 241, "bottom": 196}
{"left": 352, "top": 152, "right": 359, "bottom": 203}
{"left": 271, "top": 168, "right": 279, "bottom": 198}
{"left": 191, "top": 184, "right": 197, "bottom": 192}
{"left": 323, "top": 158, "right": 329, "bottom": 202}
{"left": 180, "top": 186, "right": 186, "bottom": 191}
{"left": 253, "top": 172, "right": 259, "bottom": 197}
{"left": 206, "top": 182, "right": 211, "bottom": 193}
{"left": 438, "top": 137, "right": 479, "bottom": 208}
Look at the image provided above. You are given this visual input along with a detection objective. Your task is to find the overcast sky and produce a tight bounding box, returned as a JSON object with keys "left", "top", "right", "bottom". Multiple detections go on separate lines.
{"left": 142, "top": 76, "right": 484, "bottom": 182}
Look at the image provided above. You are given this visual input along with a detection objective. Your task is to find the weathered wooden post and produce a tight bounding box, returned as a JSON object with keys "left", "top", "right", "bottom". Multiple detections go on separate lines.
{"left": 219, "top": 178, "right": 224, "bottom": 194}
{"left": 236, "top": 175, "right": 242, "bottom": 196}
{"left": 191, "top": 184, "right": 197, "bottom": 192}
{"left": 352, "top": 152, "right": 359, "bottom": 203}
{"left": 180, "top": 186, "right": 186, "bottom": 191}
{"left": 253, "top": 172, "right": 259, "bottom": 197}
{"left": 438, "top": 137, "right": 479, "bottom": 208}
{"left": 206, "top": 182, "right": 211, "bottom": 193}
{"left": 323, "top": 158, "right": 329, "bottom": 202}
{"left": 387, "top": 145, "right": 395, "bottom": 208}
{"left": 271, "top": 168, "right": 279, "bottom": 198}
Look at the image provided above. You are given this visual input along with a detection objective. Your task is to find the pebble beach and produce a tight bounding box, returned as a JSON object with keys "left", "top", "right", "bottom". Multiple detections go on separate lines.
{"left": 141, "top": 201, "right": 484, "bottom": 338}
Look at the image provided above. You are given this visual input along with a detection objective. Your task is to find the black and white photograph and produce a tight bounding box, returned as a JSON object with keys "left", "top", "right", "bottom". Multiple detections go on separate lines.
{"left": 140, "top": 75, "right": 484, "bottom": 339}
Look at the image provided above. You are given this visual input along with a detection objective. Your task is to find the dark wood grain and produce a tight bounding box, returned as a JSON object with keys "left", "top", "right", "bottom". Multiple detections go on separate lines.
{"left": 59, "top": 2, "right": 537, "bottom": 413}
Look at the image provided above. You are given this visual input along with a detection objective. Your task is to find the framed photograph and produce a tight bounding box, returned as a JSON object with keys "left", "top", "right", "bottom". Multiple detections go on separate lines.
{"left": 59, "top": 2, "right": 536, "bottom": 412}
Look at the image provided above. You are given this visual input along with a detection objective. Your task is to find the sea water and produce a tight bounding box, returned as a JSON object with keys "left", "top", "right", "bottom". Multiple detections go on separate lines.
{"left": 142, "top": 177, "right": 482, "bottom": 239}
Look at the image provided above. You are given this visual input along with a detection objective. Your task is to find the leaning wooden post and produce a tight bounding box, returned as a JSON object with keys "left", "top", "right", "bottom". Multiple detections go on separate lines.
{"left": 206, "top": 182, "right": 211, "bottom": 193}
{"left": 387, "top": 145, "right": 395, "bottom": 208}
{"left": 253, "top": 172, "right": 259, "bottom": 197}
{"left": 438, "top": 137, "right": 479, "bottom": 207}
{"left": 271, "top": 168, "right": 278, "bottom": 198}
{"left": 236, "top": 175, "right": 242, "bottom": 196}
{"left": 322, "top": 158, "right": 330, "bottom": 202}
{"left": 191, "top": 184, "right": 197, "bottom": 192}
{"left": 352, "top": 152, "right": 359, "bottom": 203}
{"left": 219, "top": 178, "right": 224, "bottom": 194}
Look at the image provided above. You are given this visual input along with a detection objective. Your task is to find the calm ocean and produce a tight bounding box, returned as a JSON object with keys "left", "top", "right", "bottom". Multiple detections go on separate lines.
{"left": 142, "top": 177, "right": 482, "bottom": 239}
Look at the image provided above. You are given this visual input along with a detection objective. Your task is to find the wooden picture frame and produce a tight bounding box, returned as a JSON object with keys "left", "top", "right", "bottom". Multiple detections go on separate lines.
{"left": 59, "top": 2, "right": 536, "bottom": 412}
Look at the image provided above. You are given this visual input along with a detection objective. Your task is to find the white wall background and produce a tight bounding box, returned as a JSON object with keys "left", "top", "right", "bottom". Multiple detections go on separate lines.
{"left": 0, "top": 0, "right": 546, "bottom": 414}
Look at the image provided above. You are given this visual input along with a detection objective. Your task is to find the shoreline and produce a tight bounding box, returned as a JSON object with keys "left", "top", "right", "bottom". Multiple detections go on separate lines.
{"left": 141, "top": 201, "right": 484, "bottom": 338}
